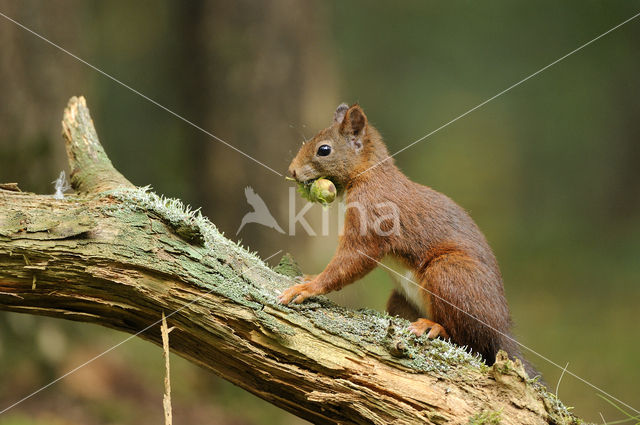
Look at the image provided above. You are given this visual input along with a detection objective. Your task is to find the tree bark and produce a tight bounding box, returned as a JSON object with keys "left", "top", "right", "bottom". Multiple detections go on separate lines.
{"left": 0, "top": 97, "right": 579, "bottom": 425}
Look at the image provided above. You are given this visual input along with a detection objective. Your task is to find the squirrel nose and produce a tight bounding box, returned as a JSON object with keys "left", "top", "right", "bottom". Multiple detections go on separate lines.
{"left": 289, "top": 167, "right": 297, "bottom": 180}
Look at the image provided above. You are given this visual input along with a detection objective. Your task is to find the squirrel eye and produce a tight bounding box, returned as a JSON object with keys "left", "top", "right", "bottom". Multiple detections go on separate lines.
{"left": 317, "top": 144, "right": 332, "bottom": 156}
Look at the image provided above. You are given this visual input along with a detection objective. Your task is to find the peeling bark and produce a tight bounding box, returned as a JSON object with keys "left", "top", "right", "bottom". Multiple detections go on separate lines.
{"left": 0, "top": 97, "right": 579, "bottom": 425}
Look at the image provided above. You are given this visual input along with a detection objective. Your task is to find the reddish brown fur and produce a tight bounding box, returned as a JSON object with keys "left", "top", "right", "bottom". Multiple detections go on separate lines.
{"left": 279, "top": 104, "right": 538, "bottom": 377}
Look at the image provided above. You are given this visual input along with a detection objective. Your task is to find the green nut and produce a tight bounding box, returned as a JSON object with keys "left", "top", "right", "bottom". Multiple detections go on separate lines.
{"left": 309, "top": 178, "right": 336, "bottom": 205}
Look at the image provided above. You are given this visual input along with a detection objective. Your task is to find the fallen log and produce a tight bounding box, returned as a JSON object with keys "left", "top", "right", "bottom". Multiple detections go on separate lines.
{"left": 0, "top": 96, "right": 579, "bottom": 424}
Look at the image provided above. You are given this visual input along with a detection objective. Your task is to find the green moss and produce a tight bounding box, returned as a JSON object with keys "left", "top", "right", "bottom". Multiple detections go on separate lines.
{"left": 0, "top": 208, "right": 96, "bottom": 240}
{"left": 272, "top": 253, "right": 303, "bottom": 278}
{"left": 469, "top": 410, "right": 502, "bottom": 425}
{"left": 290, "top": 302, "right": 486, "bottom": 374}
{"left": 106, "top": 186, "right": 263, "bottom": 263}
{"left": 427, "top": 411, "right": 451, "bottom": 424}
{"left": 540, "top": 390, "right": 581, "bottom": 425}
{"left": 0, "top": 211, "right": 28, "bottom": 236}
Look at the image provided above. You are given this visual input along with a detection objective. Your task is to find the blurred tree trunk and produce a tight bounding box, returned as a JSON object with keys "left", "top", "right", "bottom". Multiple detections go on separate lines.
{"left": 180, "top": 1, "right": 337, "bottom": 252}
{"left": 175, "top": 1, "right": 210, "bottom": 209}
{"left": 0, "top": 0, "right": 88, "bottom": 193}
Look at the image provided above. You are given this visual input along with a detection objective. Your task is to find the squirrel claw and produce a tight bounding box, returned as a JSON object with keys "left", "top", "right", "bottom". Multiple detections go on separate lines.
{"left": 408, "top": 319, "right": 449, "bottom": 340}
{"left": 278, "top": 281, "right": 320, "bottom": 305}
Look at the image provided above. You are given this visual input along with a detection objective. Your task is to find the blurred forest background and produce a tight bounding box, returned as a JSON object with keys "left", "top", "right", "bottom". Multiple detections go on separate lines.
{"left": 1, "top": 1, "right": 639, "bottom": 424}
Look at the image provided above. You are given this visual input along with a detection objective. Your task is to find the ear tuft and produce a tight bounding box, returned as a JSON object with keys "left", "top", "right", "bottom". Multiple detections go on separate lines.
{"left": 333, "top": 103, "right": 349, "bottom": 124}
{"left": 341, "top": 104, "right": 367, "bottom": 136}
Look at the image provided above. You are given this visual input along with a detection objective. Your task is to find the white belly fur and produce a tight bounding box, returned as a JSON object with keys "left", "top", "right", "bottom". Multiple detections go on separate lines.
{"left": 381, "top": 255, "right": 430, "bottom": 317}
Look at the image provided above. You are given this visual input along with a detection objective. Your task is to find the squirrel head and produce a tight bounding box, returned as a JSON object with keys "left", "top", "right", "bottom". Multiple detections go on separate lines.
{"left": 288, "top": 103, "right": 384, "bottom": 188}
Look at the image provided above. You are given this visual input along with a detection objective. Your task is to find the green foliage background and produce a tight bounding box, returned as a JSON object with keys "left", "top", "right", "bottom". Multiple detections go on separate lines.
{"left": 0, "top": 1, "right": 638, "bottom": 423}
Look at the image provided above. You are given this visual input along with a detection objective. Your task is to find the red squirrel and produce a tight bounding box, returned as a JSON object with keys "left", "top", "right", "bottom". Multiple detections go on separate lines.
{"left": 279, "top": 103, "right": 537, "bottom": 377}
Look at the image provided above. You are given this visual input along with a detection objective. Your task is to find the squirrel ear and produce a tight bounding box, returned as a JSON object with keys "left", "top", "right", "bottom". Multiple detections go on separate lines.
{"left": 340, "top": 104, "right": 367, "bottom": 153}
{"left": 333, "top": 103, "right": 349, "bottom": 124}
{"left": 340, "top": 104, "right": 367, "bottom": 136}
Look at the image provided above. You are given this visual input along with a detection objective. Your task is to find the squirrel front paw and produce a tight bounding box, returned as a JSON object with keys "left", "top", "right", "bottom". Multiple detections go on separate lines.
{"left": 408, "top": 318, "right": 449, "bottom": 340}
{"left": 278, "top": 280, "right": 322, "bottom": 305}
